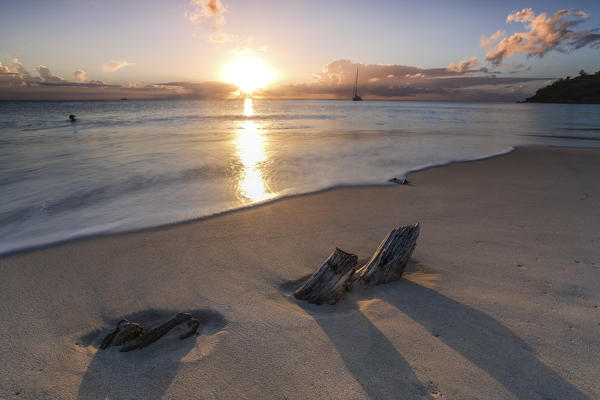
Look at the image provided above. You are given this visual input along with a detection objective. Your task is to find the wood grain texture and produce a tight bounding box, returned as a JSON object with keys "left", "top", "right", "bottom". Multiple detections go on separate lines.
{"left": 351, "top": 223, "right": 420, "bottom": 288}
{"left": 294, "top": 248, "right": 358, "bottom": 305}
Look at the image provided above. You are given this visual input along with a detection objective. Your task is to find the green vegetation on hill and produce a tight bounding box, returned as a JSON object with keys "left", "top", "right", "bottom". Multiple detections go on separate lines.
{"left": 524, "top": 70, "right": 600, "bottom": 104}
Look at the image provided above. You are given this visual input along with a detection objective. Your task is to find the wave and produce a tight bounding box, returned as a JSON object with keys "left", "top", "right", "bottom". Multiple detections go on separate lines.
{"left": 0, "top": 147, "right": 516, "bottom": 256}
{"left": 0, "top": 164, "right": 230, "bottom": 228}
{"left": 2, "top": 112, "right": 340, "bottom": 134}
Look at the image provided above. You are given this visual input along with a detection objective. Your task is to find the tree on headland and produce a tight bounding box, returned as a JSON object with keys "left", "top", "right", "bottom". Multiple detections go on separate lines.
{"left": 522, "top": 71, "right": 600, "bottom": 104}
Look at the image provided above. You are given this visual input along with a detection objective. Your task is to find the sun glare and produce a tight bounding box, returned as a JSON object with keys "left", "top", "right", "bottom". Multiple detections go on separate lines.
{"left": 235, "top": 117, "right": 275, "bottom": 202}
{"left": 223, "top": 57, "right": 275, "bottom": 93}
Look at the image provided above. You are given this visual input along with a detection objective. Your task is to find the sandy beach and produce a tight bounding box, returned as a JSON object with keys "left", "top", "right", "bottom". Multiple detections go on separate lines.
{"left": 1, "top": 145, "right": 599, "bottom": 399}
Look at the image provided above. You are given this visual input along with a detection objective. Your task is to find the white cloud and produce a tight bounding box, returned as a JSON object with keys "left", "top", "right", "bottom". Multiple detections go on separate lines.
{"left": 101, "top": 60, "right": 135, "bottom": 72}
{"left": 486, "top": 8, "right": 600, "bottom": 64}
{"left": 36, "top": 65, "right": 64, "bottom": 82}
{"left": 10, "top": 58, "right": 30, "bottom": 77}
{"left": 480, "top": 30, "right": 506, "bottom": 47}
{"left": 74, "top": 70, "right": 86, "bottom": 83}
{"left": 186, "top": 0, "right": 243, "bottom": 44}
{"left": 0, "top": 61, "right": 10, "bottom": 73}
{"left": 186, "top": 0, "right": 226, "bottom": 28}
{"left": 446, "top": 57, "right": 478, "bottom": 72}
{"left": 209, "top": 31, "right": 239, "bottom": 43}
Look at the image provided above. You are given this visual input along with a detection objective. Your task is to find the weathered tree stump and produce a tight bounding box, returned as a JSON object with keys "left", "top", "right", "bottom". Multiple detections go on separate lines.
{"left": 293, "top": 248, "right": 358, "bottom": 305}
{"left": 350, "top": 223, "right": 420, "bottom": 287}
{"left": 294, "top": 224, "right": 421, "bottom": 305}
{"left": 100, "top": 312, "right": 200, "bottom": 352}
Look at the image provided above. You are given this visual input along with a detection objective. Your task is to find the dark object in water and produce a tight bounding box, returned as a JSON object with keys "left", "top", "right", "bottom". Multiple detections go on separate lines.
{"left": 100, "top": 312, "right": 200, "bottom": 352}
{"left": 294, "top": 223, "right": 420, "bottom": 304}
{"left": 389, "top": 177, "right": 409, "bottom": 185}
{"left": 352, "top": 66, "right": 362, "bottom": 101}
{"left": 69, "top": 115, "right": 77, "bottom": 122}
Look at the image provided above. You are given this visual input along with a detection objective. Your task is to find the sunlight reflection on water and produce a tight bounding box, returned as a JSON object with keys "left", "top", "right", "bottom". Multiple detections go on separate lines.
{"left": 2, "top": 99, "right": 600, "bottom": 255}
{"left": 243, "top": 97, "right": 254, "bottom": 117}
{"left": 234, "top": 99, "right": 276, "bottom": 202}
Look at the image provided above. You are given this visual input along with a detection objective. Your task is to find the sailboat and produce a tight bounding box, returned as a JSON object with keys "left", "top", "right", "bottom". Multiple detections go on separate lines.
{"left": 352, "top": 67, "right": 362, "bottom": 101}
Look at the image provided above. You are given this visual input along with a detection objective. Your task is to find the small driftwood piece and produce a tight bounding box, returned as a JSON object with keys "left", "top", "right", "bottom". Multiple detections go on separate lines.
{"left": 351, "top": 223, "right": 420, "bottom": 288}
{"left": 100, "top": 319, "right": 144, "bottom": 349}
{"left": 389, "top": 177, "right": 409, "bottom": 185}
{"left": 100, "top": 312, "right": 200, "bottom": 352}
{"left": 294, "top": 248, "right": 358, "bottom": 305}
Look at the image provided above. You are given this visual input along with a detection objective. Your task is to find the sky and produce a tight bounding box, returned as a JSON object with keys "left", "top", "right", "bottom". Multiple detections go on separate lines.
{"left": 1, "top": 0, "right": 599, "bottom": 101}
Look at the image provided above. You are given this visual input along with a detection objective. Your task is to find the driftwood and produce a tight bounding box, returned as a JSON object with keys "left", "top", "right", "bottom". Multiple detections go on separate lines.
{"left": 389, "top": 177, "right": 409, "bottom": 185}
{"left": 100, "top": 319, "right": 144, "bottom": 349}
{"left": 295, "top": 224, "right": 420, "bottom": 305}
{"left": 350, "top": 223, "right": 420, "bottom": 287}
{"left": 293, "top": 248, "right": 358, "bottom": 305}
{"left": 100, "top": 312, "right": 200, "bottom": 352}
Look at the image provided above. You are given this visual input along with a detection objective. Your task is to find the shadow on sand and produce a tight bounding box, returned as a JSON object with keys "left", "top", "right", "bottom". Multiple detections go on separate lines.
{"left": 289, "top": 275, "right": 589, "bottom": 400}
{"left": 77, "top": 308, "right": 226, "bottom": 400}
{"left": 299, "top": 297, "right": 435, "bottom": 399}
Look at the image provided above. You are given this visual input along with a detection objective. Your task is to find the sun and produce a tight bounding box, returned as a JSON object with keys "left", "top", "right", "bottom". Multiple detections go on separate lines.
{"left": 222, "top": 57, "right": 275, "bottom": 93}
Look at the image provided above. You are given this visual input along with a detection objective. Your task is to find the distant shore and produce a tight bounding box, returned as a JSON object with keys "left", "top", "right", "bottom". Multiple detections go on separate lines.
{"left": 522, "top": 72, "right": 600, "bottom": 104}
{"left": 1, "top": 146, "right": 599, "bottom": 399}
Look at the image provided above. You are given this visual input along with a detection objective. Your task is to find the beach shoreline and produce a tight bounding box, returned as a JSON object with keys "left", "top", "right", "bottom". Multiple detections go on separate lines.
{"left": 1, "top": 145, "right": 599, "bottom": 399}
{"left": 0, "top": 145, "right": 519, "bottom": 258}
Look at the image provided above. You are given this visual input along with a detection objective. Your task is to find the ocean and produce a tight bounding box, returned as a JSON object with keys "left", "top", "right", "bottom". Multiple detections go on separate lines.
{"left": 1, "top": 99, "right": 599, "bottom": 254}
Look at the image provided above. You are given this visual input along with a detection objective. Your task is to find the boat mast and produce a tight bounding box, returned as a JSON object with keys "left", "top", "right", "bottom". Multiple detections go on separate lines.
{"left": 353, "top": 67, "right": 359, "bottom": 97}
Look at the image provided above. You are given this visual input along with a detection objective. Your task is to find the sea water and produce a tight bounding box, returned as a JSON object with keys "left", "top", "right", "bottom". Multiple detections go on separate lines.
{"left": 1, "top": 99, "right": 599, "bottom": 254}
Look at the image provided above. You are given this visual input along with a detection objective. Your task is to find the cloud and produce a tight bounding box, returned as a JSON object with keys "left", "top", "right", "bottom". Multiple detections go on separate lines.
{"left": 570, "top": 31, "right": 600, "bottom": 49}
{"left": 36, "top": 65, "right": 65, "bottom": 82}
{"left": 446, "top": 56, "right": 478, "bottom": 72}
{"left": 74, "top": 70, "right": 86, "bottom": 83}
{"left": 485, "top": 8, "right": 600, "bottom": 64}
{"left": 480, "top": 30, "right": 506, "bottom": 47}
{"left": 101, "top": 60, "right": 135, "bottom": 72}
{"left": 0, "top": 56, "right": 549, "bottom": 102}
{"left": 508, "top": 64, "right": 532, "bottom": 74}
{"left": 261, "top": 59, "right": 546, "bottom": 101}
{"left": 0, "top": 59, "right": 38, "bottom": 86}
{"left": 313, "top": 59, "right": 487, "bottom": 87}
{"left": 0, "top": 58, "right": 238, "bottom": 100}
{"left": 0, "top": 61, "right": 10, "bottom": 74}
{"left": 10, "top": 58, "right": 31, "bottom": 77}
{"left": 186, "top": 0, "right": 226, "bottom": 28}
{"left": 186, "top": 0, "right": 243, "bottom": 44}
{"left": 158, "top": 81, "right": 238, "bottom": 98}
{"left": 209, "top": 31, "right": 239, "bottom": 43}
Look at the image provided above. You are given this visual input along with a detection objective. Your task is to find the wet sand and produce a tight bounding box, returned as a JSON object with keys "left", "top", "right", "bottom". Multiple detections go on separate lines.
{"left": 1, "top": 146, "right": 599, "bottom": 399}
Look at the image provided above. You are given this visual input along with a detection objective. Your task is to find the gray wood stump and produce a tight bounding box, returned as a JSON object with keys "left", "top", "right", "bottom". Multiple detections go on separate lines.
{"left": 294, "top": 224, "right": 421, "bottom": 305}
{"left": 350, "top": 223, "right": 420, "bottom": 287}
{"left": 293, "top": 248, "right": 358, "bottom": 305}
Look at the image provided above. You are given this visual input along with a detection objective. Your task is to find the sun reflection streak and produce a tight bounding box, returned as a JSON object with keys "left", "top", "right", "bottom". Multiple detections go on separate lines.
{"left": 243, "top": 98, "right": 254, "bottom": 116}
{"left": 235, "top": 99, "right": 275, "bottom": 202}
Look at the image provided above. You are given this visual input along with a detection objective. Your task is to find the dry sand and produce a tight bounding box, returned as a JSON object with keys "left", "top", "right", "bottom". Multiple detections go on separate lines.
{"left": 1, "top": 146, "right": 599, "bottom": 399}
